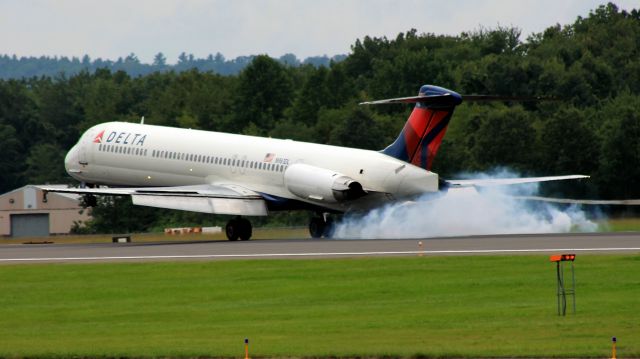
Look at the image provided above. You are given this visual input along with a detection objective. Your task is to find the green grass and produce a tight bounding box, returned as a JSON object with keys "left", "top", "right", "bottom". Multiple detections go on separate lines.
{"left": 0, "top": 255, "right": 639, "bottom": 358}
{"left": 600, "top": 217, "right": 640, "bottom": 232}
{"left": 0, "top": 227, "right": 309, "bottom": 245}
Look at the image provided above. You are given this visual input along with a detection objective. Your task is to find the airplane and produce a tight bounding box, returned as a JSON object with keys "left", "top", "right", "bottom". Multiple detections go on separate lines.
{"left": 40, "top": 85, "right": 588, "bottom": 240}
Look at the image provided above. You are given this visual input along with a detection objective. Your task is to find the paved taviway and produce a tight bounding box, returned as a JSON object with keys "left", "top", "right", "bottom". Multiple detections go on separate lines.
{"left": 1, "top": 232, "right": 640, "bottom": 263}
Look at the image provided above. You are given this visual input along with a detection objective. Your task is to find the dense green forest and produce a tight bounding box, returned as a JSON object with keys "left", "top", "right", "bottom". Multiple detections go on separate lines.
{"left": 1, "top": 3, "right": 639, "bottom": 232}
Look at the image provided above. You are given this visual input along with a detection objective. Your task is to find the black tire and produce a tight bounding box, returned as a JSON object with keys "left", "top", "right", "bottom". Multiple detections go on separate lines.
{"left": 84, "top": 195, "right": 97, "bottom": 207}
{"left": 238, "top": 218, "right": 252, "bottom": 241}
{"left": 309, "top": 217, "right": 325, "bottom": 238}
{"left": 226, "top": 219, "right": 240, "bottom": 241}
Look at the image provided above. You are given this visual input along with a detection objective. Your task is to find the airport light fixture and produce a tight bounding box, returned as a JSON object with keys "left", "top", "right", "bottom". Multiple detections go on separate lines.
{"left": 550, "top": 253, "right": 576, "bottom": 316}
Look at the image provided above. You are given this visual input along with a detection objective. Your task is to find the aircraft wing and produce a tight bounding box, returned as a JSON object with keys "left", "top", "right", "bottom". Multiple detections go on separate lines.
{"left": 37, "top": 184, "right": 268, "bottom": 216}
{"left": 445, "top": 175, "right": 589, "bottom": 188}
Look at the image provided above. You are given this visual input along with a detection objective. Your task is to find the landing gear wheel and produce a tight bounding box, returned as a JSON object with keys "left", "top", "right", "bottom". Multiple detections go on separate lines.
{"left": 225, "top": 218, "right": 240, "bottom": 241}
{"left": 309, "top": 217, "right": 325, "bottom": 238}
{"left": 82, "top": 194, "right": 97, "bottom": 208}
{"left": 238, "top": 217, "right": 252, "bottom": 241}
{"left": 226, "top": 217, "right": 253, "bottom": 241}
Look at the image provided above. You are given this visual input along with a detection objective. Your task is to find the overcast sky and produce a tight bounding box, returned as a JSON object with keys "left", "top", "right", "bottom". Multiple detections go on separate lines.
{"left": 0, "top": 0, "right": 637, "bottom": 63}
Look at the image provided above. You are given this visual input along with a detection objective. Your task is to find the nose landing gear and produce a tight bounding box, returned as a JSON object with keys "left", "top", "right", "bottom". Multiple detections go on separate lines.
{"left": 225, "top": 217, "right": 252, "bottom": 241}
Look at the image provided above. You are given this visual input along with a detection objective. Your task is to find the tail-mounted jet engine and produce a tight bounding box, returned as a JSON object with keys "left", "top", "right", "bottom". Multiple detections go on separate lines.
{"left": 284, "top": 164, "right": 366, "bottom": 203}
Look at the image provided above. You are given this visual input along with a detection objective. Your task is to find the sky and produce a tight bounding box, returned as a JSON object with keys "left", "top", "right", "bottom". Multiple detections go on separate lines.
{"left": 0, "top": 0, "right": 637, "bottom": 63}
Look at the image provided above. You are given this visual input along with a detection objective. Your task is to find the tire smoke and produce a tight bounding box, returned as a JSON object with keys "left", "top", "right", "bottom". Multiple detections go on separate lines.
{"left": 333, "top": 171, "right": 598, "bottom": 239}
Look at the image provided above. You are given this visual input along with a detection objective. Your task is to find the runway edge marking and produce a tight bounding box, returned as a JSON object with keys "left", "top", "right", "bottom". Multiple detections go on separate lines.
{"left": 1, "top": 247, "right": 640, "bottom": 262}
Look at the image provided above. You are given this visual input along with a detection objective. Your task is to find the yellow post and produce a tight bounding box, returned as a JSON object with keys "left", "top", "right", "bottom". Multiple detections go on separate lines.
{"left": 418, "top": 241, "right": 423, "bottom": 257}
{"left": 245, "top": 338, "right": 249, "bottom": 359}
{"left": 612, "top": 337, "right": 616, "bottom": 359}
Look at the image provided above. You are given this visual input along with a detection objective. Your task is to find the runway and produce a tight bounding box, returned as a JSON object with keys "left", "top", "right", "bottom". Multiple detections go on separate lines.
{"left": 1, "top": 232, "right": 640, "bottom": 263}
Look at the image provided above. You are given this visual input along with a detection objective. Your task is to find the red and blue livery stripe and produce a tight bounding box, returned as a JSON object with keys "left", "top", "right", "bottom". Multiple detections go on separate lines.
{"left": 382, "top": 85, "right": 461, "bottom": 170}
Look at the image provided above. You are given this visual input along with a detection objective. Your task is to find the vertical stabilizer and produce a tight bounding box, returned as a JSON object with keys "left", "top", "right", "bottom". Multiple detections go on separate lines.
{"left": 380, "top": 85, "right": 462, "bottom": 170}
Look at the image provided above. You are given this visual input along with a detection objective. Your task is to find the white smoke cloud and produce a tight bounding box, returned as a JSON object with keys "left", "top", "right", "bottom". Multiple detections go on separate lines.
{"left": 333, "top": 170, "right": 598, "bottom": 239}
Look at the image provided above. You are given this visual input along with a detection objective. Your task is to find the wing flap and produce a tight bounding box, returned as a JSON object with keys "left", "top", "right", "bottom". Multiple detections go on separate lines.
{"left": 446, "top": 175, "right": 589, "bottom": 188}
{"left": 38, "top": 184, "right": 268, "bottom": 216}
{"left": 131, "top": 195, "right": 267, "bottom": 215}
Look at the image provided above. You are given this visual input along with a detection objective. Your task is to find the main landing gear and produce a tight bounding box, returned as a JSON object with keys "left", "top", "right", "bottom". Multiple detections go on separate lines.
{"left": 309, "top": 214, "right": 334, "bottom": 239}
{"left": 225, "top": 216, "right": 252, "bottom": 241}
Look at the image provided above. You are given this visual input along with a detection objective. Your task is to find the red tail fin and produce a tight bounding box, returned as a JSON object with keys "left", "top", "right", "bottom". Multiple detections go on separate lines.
{"left": 381, "top": 85, "right": 461, "bottom": 170}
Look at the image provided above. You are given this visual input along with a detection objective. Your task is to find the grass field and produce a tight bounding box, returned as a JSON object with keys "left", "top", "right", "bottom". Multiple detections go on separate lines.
{"left": 0, "top": 226, "right": 310, "bottom": 245}
{"left": 0, "top": 255, "right": 639, "bottom": 358}
{"left": 601, "top": 217, "right": 640, "bottom": 232}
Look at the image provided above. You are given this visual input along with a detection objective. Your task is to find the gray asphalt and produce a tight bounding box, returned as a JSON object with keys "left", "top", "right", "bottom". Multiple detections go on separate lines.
{"left": 1, "top": 232, "right": 640, "bottom": 263}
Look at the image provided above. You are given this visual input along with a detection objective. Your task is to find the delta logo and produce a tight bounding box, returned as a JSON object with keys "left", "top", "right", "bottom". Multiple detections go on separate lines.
{"left": 93, "top": 130, "right": 105, "bottom": 143}
{"left": 94, "top": 129, "right": 147, "bottom": 146}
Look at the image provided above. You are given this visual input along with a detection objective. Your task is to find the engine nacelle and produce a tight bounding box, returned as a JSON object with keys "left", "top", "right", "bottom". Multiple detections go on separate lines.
{"left": 284, "top": 164, "right": 366, "bottom": 203}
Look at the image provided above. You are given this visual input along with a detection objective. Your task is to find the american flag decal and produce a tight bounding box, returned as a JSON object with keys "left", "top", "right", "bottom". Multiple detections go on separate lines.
{"left": 263, "top": 153, "right": 275, "bottom": 162}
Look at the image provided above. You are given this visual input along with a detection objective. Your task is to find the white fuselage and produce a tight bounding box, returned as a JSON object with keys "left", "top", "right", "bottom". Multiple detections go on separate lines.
{"left": 65, "top": 122, "right": 439, "bottom": 212}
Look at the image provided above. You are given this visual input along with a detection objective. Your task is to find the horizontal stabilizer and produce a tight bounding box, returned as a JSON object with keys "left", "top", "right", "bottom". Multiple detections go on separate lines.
{"left": 462, "top": 95, "right": 559, "bottom": 102}
{"left": 360, "top": 94, "right": 459, "bottom": 106}
{"left": 361, "top": 93, "right": 556, "bottom": 106}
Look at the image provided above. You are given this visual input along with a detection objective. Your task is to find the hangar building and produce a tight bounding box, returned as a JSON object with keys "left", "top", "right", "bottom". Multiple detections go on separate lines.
{"left": 0, "top": 185, "right": 91, "bottom": 238}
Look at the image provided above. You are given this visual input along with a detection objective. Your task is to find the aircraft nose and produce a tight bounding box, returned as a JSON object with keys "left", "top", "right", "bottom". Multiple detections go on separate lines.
{"left": 64, "top": 145, "right": 79, "bottom": 175}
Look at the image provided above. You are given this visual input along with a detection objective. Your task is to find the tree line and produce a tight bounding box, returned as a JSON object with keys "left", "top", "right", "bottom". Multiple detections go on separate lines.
{"left": 0, "top": 52, "right": 347, "bottom": 79}
{"left": 1, "top": 3, "right": 639, "bottom": 232}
